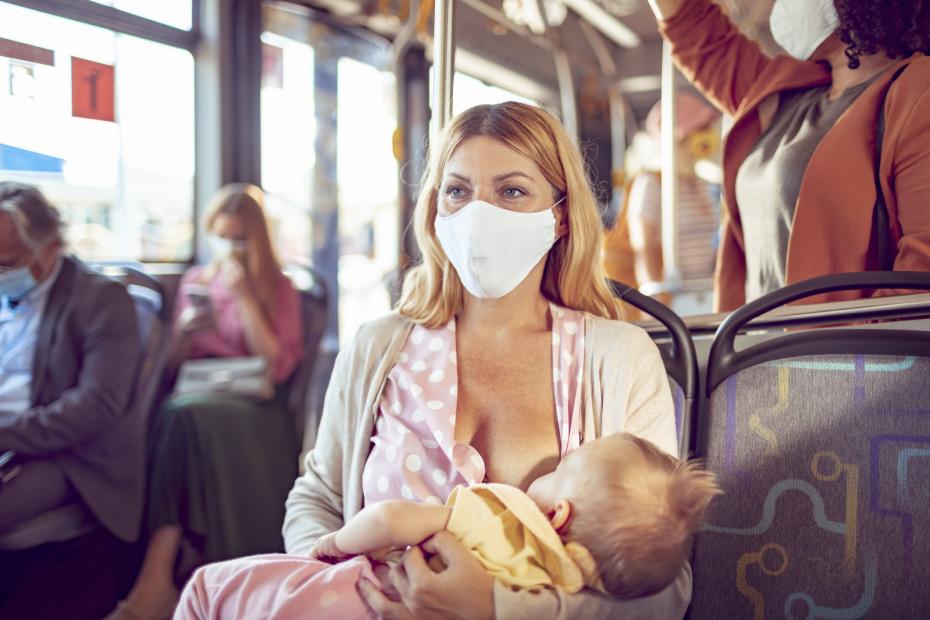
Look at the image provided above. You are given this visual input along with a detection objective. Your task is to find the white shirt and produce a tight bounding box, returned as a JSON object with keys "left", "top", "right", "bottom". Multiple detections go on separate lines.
{"left": 0, "top": 259, "right": 62, "bottom": 418}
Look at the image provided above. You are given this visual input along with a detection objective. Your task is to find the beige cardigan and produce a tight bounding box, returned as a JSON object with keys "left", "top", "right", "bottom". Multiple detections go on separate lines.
{"left": 284, "top": 312, "right": 692, "bottom": 619}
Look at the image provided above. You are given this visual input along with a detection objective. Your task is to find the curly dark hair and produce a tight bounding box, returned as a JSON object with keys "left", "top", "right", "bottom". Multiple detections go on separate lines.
{"left": 837, "top": 0, "right": 930, "bottom": 68}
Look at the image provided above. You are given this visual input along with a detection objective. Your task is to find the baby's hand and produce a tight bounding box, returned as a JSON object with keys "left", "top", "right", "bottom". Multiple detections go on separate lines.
{"left": 309, "top": 532, "right": 353, "bottom": 563}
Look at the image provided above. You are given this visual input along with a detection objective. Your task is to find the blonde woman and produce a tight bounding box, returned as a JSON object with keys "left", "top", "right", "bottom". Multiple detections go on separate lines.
{"left": 179, "top": 104, "right": 688, "bottom": 619}
{"left": 110, "top": 185, "right": 303, "bottom": 620}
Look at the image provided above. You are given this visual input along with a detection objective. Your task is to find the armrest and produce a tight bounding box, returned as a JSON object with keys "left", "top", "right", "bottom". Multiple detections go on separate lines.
{"left": 0, "top": 450, "right": 22, "bottom": 487}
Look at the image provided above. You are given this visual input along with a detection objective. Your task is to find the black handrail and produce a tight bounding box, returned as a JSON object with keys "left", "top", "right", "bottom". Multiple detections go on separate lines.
{"left": 88, "top": 260, "right": 169, "bottom": 321}
{"left": 707, "top": 272, "right": 930, "bottom": 394}
{"left": 609, "top": 280, "right": 698, "bottom": 458}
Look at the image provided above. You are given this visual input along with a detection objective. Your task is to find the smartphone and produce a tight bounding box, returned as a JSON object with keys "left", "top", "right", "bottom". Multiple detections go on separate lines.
{"left": 183, "top": 283, "right": 213, "bottom": 315}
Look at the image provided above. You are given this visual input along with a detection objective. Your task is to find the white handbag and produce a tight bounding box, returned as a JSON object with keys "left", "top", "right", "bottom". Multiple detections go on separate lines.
{"left": 174, "top": 356, "right": 274, "bottom": 401}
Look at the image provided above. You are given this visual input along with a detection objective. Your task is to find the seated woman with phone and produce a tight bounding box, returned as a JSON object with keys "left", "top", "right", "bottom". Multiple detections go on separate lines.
{"left": 108, "top": 184, "right": 304, "bottom": 620}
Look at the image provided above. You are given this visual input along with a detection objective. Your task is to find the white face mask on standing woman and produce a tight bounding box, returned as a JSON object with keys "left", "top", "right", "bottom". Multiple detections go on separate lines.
{"left": 769, "top": 0, "right": 840, "bottom": 61}
{"left": 435, "top": 197, "right": 564, "bottom": 300}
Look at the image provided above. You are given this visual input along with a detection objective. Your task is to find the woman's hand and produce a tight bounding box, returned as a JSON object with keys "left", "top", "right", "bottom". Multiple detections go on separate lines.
{"left": 357, "top": 531, "right": 494, "bottom": 620}
{"left": 220, "top": 259, "right": 251, "bottom": 299}
{"left": 176, "top": 306, "right": 214, "bottom": 335}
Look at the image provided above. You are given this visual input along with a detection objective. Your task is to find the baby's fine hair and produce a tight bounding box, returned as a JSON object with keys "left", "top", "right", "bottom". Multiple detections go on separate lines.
{"left": 566, "top": 433, "right": 721, "bottom": 598}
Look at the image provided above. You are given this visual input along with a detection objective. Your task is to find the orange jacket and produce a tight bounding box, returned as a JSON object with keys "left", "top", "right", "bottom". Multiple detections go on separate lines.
{"left": 661, "top": 0, "right": 930, "bottom": 311}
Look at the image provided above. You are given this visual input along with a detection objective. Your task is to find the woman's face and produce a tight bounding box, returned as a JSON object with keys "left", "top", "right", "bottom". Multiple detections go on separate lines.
{"left": 211, "top": 213, "right": 247, "bottom": 243}
{"left": 209, "top": 213, "right": 249, "bottom": 262}
{"left": 438, "top": 136, "right": 564, "bottom": 223}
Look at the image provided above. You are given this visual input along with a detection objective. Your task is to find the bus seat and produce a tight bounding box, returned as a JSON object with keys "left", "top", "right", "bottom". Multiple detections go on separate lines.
{"left": 0, "top": 271, "right": 168, "bottom": 550}
{"left": 610, "top": 280, "right": 697, "bottom": 458}
{"left": 690, "top": 273, "right": 930, "bottom": 619}
{"left": 284, "top": 261, "right": 329, "bottom": 442}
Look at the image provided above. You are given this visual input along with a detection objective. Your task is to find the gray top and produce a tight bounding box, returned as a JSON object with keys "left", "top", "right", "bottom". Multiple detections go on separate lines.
{"left": 735, "top": 77, "right": 877, "bottom": 301}
{"left": 283, "top": 311, "right": 688, "bottom": 619}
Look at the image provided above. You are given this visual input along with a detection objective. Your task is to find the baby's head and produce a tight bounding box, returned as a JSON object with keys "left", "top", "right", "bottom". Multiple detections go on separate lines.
{"left": 526, "top": 433, "right": 720, "bottom": 598}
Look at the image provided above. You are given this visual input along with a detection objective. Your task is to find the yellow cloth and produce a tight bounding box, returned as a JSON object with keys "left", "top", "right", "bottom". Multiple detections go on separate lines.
{"left": 442, "top": 484, "right": 604, "bottom": 593}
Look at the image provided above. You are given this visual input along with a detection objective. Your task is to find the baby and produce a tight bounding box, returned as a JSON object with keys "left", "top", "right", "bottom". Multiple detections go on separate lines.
{"left": 177, "top": 433, "right": 719, "bottom": 618}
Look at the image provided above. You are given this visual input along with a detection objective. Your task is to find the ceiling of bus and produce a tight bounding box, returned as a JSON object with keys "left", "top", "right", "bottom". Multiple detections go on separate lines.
{"left": 297, "top": 0, "right": 781, "bottom": 123}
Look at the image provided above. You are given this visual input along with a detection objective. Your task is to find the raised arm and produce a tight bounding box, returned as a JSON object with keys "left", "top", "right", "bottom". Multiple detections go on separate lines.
{"left": 645, "top": 0, "right": 684, "bottom": 20}
{"left": 648, "top": 0, "right": 775, "bottom": 117}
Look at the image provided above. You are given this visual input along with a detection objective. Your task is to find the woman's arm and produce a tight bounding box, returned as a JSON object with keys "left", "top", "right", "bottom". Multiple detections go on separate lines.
{"left": 333, "top": 501, "right": 451, "bottom": 556}
{"left": 357, "top": 532, "right": 494, "bottom": 620}
{"left": 165, "top": 270, "right": 213, "bottom": 375}
{"left": 283, "top": 338, "right": 356, "bottom": 555}
{"left": 654, "top": 0, "right": 774, "bottom": 117}
{"left": 623, "top": 333, "right": 678, "bottom": 457}
{"left": 645, "top": 0, "right": 684, "bottom": 21}
{"left": 222, "top": 260, "right": 282, "bottom": 370}
{"left": 285, "top": 316, "right": 409, "bottom": 555}
{"left": 268, "top": 277, "right": 304, "bottom": 382}
{"left": 494, "top": 563, "right": 692, "bottom": 620}
{"left": 889, "top": 84, "right": 930, "bottom": 276}
{"left": 357, "top": 533, "right": 692, "bottom": 620}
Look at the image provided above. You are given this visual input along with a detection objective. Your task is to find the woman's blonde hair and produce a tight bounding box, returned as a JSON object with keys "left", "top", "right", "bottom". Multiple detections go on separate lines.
{"left": 397, "top": 102, "right": 621, "bottom": 327}
{"left": 204, "top": 183, "right": 282, "bottom": 321}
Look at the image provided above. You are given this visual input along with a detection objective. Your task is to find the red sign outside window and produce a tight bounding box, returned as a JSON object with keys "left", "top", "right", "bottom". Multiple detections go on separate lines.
{"left": 71, "top": 57, "right": 115, "bottom": 122}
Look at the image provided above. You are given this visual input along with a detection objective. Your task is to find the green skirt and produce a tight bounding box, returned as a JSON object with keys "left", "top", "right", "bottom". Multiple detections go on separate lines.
{"left": 146, "top": 389, "right": 300, "bottom": 570}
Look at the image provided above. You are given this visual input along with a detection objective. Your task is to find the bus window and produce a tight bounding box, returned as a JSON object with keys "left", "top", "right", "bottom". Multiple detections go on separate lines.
{"left": 0, "top": 2, "right": 195, "bottom": 262}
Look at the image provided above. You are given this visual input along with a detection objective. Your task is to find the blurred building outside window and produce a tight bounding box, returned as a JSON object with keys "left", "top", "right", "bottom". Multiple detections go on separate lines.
{"left": 0, "top": 1, "right": 195, "bottom": 262}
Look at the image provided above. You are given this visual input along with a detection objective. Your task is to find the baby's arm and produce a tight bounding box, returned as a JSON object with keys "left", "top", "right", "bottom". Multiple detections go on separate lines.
{"left": 310, "top": 501, "right": 451, "bottom": 561}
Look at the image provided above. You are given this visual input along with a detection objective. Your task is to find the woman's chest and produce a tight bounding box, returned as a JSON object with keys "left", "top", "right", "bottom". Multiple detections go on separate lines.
{"left": 454, "top": 337, "right": 561, "bottom": 488}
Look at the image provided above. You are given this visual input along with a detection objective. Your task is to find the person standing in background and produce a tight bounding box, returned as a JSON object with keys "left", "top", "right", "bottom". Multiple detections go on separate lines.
{"left": 646, "top": 0, "right": 930, "bottom": 310}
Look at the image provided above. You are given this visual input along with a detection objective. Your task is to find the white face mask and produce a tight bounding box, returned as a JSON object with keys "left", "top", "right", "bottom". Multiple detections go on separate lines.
{"left": 209, "top": 235, "right": 247, "bottom": 260}
{"left": 770, "top": 0, "right": 839, "bottom": 61}
{"left": 435, "top": 198, "right": 562, "bottom": 299}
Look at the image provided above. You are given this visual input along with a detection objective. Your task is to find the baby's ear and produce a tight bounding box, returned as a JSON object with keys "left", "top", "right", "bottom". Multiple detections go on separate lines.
{"left": 549, "top": 499, "right": 573, "bottom": 532}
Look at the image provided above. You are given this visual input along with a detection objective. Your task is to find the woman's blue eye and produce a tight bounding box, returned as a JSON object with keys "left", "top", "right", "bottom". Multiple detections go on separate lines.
{"left": 445, "top": 186, "right": 466, "bottom": 199}
{"left": 503, "top": 187, "right": 526, "bottom": 199}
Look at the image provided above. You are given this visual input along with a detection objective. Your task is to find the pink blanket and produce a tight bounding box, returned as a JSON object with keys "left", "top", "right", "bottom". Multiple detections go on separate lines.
{"left": 176, "top": 554, "right": 392, "bottom": 620}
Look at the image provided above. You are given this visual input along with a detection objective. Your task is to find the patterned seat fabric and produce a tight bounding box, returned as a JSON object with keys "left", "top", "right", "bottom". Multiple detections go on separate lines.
{"left": 670, "top": 378, "right": 685, "bottom": 449}
{"left": 691, "top": 355, "right": 930, "bottom": 619}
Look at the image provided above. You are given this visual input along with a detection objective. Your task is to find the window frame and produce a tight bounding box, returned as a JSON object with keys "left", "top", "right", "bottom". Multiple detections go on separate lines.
{"left": 3, "top": 0, "right": 198, "bottom": 49}
{"left": 2, "top": 0, "right": 202, "bottom": 265}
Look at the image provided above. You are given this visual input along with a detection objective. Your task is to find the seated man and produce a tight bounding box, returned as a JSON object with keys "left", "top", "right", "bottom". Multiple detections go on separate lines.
{"left": 0, "top": 183, "right": 142, "bottom": 616}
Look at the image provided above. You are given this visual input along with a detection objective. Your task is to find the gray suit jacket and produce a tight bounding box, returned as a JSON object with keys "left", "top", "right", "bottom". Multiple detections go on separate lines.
{"left": 0, "top": 256, "right": 143, "bottom": 542}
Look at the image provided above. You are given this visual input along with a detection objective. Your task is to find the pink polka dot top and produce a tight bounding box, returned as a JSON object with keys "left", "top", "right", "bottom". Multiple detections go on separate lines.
{"left": 362, "top": 303, "right": 586, "bottom": 506}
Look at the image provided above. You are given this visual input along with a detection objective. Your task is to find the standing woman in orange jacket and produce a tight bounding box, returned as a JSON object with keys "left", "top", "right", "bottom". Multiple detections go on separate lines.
{"left": 645, "top": 0, "right": 930, "bottom": 311}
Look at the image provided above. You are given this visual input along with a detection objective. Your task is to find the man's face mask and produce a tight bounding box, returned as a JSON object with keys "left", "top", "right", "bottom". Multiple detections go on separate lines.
{"left": 0, "top": 262, "right": 38, "bottom": 303}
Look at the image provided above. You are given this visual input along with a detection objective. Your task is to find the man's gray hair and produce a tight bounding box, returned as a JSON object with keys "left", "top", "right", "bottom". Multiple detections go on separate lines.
{"left": 0, "top": 181, "right": 65, "bottom": 251}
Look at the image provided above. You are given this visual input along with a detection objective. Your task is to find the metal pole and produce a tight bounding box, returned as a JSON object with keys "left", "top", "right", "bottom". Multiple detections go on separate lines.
{"left": 553, "top": 49, "right": 578, "bottom": 144}
{"left": 660, "top": 40, "right": 681, "bottom": 293}
{"left": 432, "top": 0, "right": 455, "bottom": 138}
{"left": 394, "top": 1, "right": 429, "bottom": 275}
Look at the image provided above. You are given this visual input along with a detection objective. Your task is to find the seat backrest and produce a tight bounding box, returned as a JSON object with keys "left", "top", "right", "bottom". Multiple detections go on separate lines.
{"left": 127, "top": 283, "right": 169, "bottom": 424}
{"left": 284, "top": 262, "right": 329, "bottom": 439}
{"left": 610, "top": 280, "right": 697, "bottom": 458}
{"left": 89, "top": 260, "right": 170, "bottom": 423}
{"left": 690, "top": 273, "right": 930, "bottom": 619}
